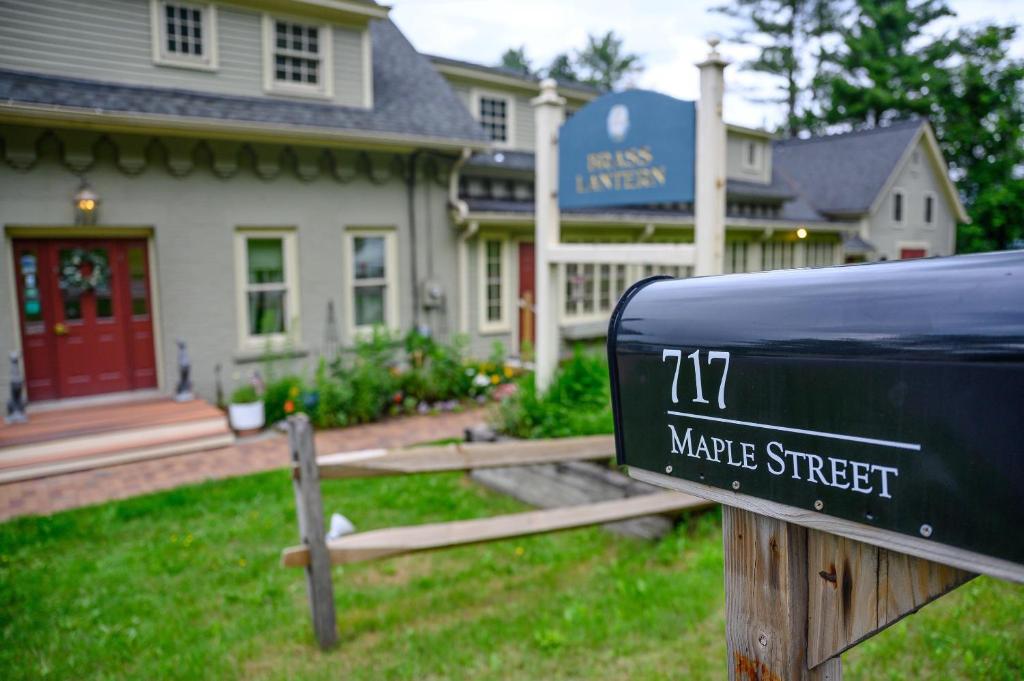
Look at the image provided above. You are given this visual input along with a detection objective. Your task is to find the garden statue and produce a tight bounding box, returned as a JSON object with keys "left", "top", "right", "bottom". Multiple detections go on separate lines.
{"left": 5, "top": 351, "right": 27, "bottom": 424}
{"left": 174, "top": 339, "right": 193, "bottom": 402}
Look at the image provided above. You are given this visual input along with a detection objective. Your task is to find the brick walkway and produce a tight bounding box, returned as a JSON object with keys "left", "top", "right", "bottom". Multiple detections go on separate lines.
{"left": 0, "top": 409, "right": 486, "bottom": 522}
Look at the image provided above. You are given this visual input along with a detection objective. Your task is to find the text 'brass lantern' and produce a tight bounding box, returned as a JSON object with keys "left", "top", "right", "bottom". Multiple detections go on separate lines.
{"left": 73, "top": 179, "right": 100, "bottom": 225}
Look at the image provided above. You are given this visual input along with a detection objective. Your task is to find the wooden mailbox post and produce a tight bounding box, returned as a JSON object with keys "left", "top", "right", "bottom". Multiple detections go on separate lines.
{"left": 607, "top": 252, "right": 1024, "bottom": 679}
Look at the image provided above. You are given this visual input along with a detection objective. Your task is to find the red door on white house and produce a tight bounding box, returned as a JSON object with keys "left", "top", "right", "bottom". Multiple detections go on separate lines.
{"left": 900, "top": 248, "right": 927, "bottom": 260}
{"left": 13, "top": 238, "right": 157, "bottom": 401}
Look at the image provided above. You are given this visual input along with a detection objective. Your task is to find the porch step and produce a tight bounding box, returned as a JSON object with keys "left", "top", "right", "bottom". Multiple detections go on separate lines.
{"left": 0, "top": 400, "right": 234, "bottom": 483}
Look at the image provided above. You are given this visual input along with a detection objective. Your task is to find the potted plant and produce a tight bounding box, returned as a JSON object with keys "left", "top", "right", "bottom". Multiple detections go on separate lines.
{"left": 228, "top": 384, "right": 265, "bottom": 434}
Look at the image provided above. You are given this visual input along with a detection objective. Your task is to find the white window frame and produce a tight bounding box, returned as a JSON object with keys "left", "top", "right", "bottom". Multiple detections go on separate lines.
{"left": 742, "top": 140, "right": 761, "bottom": 171}
{"left": 560, "top": 262, "right": 633, "bottom": 324}
{"left": 234, "top": 228, "right": 300, "bottom": 351}
{"left": 262, "top": 14, "right": 334, "bottom": 99}
{"left": 150, "top": 0, "right": 218, "bottom": 71}
{"left": 923, "top": 191, "right": 936, "bottom": 228}
{"left": 892, "top": 188, "right": 905, "bottom": 227}
{"left": 471, "top": 89, "right": 515, "bottom": 149}
{"left": 477, "top": 236, "right": 512, "bottom": 334}
{"left": 343, "top": 228, "right": 398, "bottom": 338}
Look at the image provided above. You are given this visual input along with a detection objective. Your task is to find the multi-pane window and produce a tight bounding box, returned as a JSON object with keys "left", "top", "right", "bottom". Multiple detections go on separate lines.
{"left": 806, "top": 240, "right": 837, "bottom": 268}
{"left": 763, "top": 241, "right": 796, "bottom": 271}
{"left": 153, "top": 1, "right": 216, "bottom": 69}
{"left": 352, "top": 236, "right": 388, "bottom": 328}
{"left": 564, "top": 263, "right": 630, "bottom": 319}
{"left": 245, "top": 238, "right": 288, "bottom": 336}
{"left": 484, "top": 240, "right": 503, "bottom": 323}
{"left": 479, "top": 96, "right": 509, "bottom": 143}
{"left": 165, "top": 4, "right": 203, "bottom": 57}
{"left": 725, "top": 242, "right": 748, "bottom": 274}
{"left": 273, "top": 20, "right": 321, "bottom": 85}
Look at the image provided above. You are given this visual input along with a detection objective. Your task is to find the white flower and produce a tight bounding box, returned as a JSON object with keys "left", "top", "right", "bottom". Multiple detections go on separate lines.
{"left": 473, "top": 373, "right": 490, "bottom": 387}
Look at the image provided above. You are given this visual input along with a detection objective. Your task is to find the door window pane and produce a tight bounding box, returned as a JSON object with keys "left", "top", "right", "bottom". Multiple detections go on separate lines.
{"left": 18, "top": 250, "right": 43, "bottom": 323}
{"left": 355, "top": 285, "right": 385, "bottom": 327}
{"left": 247, "top": 239, "right": 285, "bottom": 284}
{"left": 63, "top": 291, "right": 83, "bottom": 321}
{"left": 247, "top": 290, "right": 286, "bottom": 335}
{"left": 128, "top": 247, "right": 149, "bottom": 316}
{"left": 353, "top": 237, "right": 385, "bottom": 279}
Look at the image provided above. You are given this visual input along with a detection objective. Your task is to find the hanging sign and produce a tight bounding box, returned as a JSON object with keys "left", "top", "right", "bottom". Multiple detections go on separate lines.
{"left": 559, "top": 90, "right": 695, "bottom": 209}
{"left": 608, "top": 252, "right": 1024, "bottom": 577}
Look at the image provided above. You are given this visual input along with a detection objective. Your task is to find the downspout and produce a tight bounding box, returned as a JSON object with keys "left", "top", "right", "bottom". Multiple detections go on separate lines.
{"left": 450, "top": 147, "right": 472, "bottom": 225}
{"left": 406, "top": 150, "right": 423, "bottom": 328}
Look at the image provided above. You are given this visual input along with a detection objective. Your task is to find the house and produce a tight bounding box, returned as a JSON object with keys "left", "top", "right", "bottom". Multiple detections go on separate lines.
{"left": 0, "top": 0, "right": 967, "bottom": 406}
{"left": 429, "top": 56, "right": 967, "bottom": 351}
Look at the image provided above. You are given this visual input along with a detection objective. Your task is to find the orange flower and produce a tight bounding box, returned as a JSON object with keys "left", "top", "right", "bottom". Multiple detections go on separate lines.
{"left": 284, "top": 400, "right": 295, "bottom": 414}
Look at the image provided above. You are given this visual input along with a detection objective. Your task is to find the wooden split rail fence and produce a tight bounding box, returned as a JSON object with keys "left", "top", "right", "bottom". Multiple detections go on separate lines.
{"left": 280, "top": 414, "right": 713, "bottom": 649}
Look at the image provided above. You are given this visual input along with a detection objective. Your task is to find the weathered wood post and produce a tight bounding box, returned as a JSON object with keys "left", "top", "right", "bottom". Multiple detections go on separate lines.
{"left": 288, "top": 414, "right": 338, "bottom": 650}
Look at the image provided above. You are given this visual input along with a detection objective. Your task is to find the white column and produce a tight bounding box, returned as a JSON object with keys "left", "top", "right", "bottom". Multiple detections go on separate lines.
{"left": 694, "top": 39, "right": 729, "bottom": 277}
{"left": 531, "top": 78, "right": 565, "bottom": 392}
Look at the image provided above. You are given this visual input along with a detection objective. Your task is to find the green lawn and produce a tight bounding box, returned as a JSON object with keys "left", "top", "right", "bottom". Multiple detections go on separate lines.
{"left": 1, "top": 469, "right": 1021, "bottom": 680}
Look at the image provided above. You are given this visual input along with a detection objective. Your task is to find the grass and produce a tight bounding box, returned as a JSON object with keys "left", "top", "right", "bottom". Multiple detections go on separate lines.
{"left": 1, "top": 469, "right": 1022, "bottom": 680}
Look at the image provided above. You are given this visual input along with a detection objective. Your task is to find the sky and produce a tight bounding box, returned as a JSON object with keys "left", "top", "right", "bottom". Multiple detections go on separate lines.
{"left": 390, "top": 0, "right": 1024, "bottom": 131}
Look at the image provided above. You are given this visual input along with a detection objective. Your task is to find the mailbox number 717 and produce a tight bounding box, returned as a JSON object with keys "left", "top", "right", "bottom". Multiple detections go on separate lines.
{"left": 662, "top": 349, "right": 730, "bottom": 410}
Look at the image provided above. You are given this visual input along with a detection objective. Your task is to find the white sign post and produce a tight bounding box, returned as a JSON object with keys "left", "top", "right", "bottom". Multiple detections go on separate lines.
{"left": 531, "top": 42, "right": 728, "bottom": 391}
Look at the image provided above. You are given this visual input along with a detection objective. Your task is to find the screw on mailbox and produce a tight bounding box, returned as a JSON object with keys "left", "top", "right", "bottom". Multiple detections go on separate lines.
{"left": 665, "top": 465, "right": 673, "bottom": 474}
{"left": 814, "top": 500, "right": 824, "bottom": 511}
{"left": 731, "top": 480, "right": 740, "bottom": 490}
{"left": 920, "top": 524, "right": 933, "bottom": 538}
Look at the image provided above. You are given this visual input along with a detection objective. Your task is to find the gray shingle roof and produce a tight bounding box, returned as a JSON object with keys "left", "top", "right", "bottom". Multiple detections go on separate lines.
{"left": 773, "top": 119, "right": 923, "bottom": 217}
{"left": 0, "top": 20, "right": 488, "bottom": 146}
{"left": 426, "top": 54, "right": 602, "bottom": 96}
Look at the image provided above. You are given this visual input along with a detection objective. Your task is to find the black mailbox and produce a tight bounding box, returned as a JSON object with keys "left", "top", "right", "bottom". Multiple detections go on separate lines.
{"left": 608, "top": 251, "right": 1024, "bottom": 570}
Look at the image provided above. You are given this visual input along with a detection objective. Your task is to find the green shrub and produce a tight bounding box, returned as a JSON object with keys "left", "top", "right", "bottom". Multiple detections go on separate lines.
{"left": 263, "top": 375, "right": 305, "bottom": 425}
{"left": 229, "top": 384, "right": 259, "bottom": 404}
{"left": 330, "top": 328, "right": 400, "bottom": 424}
{"left": 312, "top": 357, "right": 352, "bottom": 428}
{"left": 493, "top": 348, "right": 614, "bottom": 438}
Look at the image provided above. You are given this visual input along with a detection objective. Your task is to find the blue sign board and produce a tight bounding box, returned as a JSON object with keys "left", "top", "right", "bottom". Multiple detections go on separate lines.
{"left": 559, "top": 90, "right": 695, "bottom": 210}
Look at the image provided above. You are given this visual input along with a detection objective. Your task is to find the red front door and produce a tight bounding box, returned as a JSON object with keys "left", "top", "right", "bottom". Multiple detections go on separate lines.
{"left": 900, "top": 248, "right": 927, "bottom": 260}
{"left": 518, "top": 242, "right": 535, "bottom": 354}
{"left": 13, "top": 238, "right": 157, "bottom": 401}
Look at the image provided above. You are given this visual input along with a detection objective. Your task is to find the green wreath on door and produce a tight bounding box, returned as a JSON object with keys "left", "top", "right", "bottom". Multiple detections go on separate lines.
{"left": 58, "top": 248, "right": 111, "bottom": 297}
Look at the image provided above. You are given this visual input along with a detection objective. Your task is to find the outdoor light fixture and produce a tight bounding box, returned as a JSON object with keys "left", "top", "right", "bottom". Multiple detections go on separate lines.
{"left": 796, "top": 227, "right": 808, "bottom": 239}
{"left": 73, "top": 179, "right": 100, "bottom": 225}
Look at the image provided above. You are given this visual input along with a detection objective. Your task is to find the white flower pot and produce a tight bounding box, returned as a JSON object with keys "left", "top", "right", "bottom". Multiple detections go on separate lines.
{"left": 228, "top": 400, "right": 265, "bottom": 432}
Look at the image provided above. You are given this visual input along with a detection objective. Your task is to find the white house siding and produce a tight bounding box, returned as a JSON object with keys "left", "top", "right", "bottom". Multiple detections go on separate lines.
{"left": 867, "top": 139, "right": 956, "bottom": 259}
{"left": 0, "top": 0, "right": 369, "bottom": 108}
{"left": 0, "top": 127, "right": 457, "bottom": 400}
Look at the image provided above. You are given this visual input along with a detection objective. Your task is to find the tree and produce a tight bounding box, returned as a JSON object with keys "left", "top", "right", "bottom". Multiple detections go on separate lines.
{"left": 498, "top": 46, "right": 533, "bottom": 76}
{"left": 577, "top": 31, "right": 642, "bottom": 91}
{"left": 714, "top": 0, "right": 842, "bottom": 137}
{"left": 811, "top": 0, "right": 1024, "bottom": 251}
{"left": 546, "top": 52, "right": 580, "bottom": 83}
{"left": 812, "top": 0, "right": 955, "bottom": 128}
{"left": 937, "top": 25, "right": 1024, "bottom": 252}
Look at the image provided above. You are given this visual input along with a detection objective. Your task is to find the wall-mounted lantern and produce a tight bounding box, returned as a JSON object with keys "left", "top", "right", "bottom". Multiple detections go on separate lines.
{"left": 73, "top": 179, "right": 100, "bottom": 225}
{"left": 796, "top": 227, "right": 808, "bottom": 239}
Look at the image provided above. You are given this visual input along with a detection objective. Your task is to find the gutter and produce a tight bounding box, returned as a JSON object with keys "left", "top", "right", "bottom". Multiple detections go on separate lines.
{"left": 0, "top": 102, "right": 490, "bottom": 154}
{"left": 449, "top": 147, "right": 473, "bottom": 224}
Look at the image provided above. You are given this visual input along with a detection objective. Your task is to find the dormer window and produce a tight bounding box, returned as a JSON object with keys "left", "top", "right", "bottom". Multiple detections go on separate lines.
{"left": 742, "top": 140, "right": 761, "bottom": 171}
{"left": 151, "top": 1, "right": 217, "bottom": 70}
{"left": 262, "top": 15, "right": 333, "bottom": 98}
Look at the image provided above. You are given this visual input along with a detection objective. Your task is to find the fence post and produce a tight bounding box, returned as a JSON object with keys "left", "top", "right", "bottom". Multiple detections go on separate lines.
{"left": 288, "top": 414, "right": 338, "bottom": 650}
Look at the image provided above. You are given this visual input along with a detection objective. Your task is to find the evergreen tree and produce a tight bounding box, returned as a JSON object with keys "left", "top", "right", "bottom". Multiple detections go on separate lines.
{"left": 498, "top": 46, "right": 533, "bottom": 76}
{"left": 577, "top": 31, "right": 643, "bottom": 91}
{"left": 714, "top": 0, "right": 842, "bottom": 136}
{"left": 812, "top": 0, "right": 1024, "bottom": 251}
{"left": 812, "top": 0, "right": 955, "bottom": 128}
{"left": 546, "top": 53, "right": 580, "bottom": 83}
